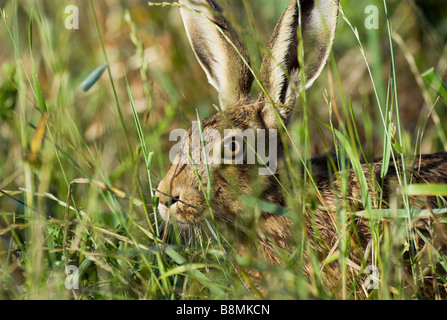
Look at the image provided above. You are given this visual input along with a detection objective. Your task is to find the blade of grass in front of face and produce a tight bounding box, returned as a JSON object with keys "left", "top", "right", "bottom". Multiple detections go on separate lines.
{"left": 188, "top": 111, "right": 225, "bottom": 252}
{"left": 125, "top": 74, "right": 160, "bottom": 237}
{"left": 89, "top": 1, "right": 179, "bottom": 297}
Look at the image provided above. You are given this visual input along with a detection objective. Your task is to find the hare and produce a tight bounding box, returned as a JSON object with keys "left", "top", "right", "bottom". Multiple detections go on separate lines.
{"left": 155, "top": 0, "right": 447, "bottom": 292}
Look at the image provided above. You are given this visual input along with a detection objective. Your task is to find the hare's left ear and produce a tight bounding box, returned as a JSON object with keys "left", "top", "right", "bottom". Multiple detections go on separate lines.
{"left": 259, "top": 0, "right": 339, "bottom": 127}
{"left": 179, "top": 0, "right": 254, "bottom": 109}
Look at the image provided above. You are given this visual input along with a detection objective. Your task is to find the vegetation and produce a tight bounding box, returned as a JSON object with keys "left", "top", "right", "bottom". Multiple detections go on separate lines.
{"left": 0, "top": 0, "right": 447, "bottom": 299}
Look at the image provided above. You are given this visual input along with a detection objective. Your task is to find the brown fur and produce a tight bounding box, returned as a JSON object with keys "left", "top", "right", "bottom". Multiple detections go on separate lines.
{"left": 259, "top": 152, "right": 447, "bottom": 255}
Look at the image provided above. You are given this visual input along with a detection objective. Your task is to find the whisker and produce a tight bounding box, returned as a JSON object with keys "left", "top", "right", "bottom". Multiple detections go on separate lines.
{"left": 203, "top": 219, "right": 254, "bottom": 293}
{"left": 178, "top": 228, "right": 184, "bottom": 242}
{"left": 199, "top": 228, "right": 206, "bottom": 248}
{"left": 187, "top": 225, "right": 192, "bottom": 246}
{"left": 161, "top": 219, "right": 167, "bottom": 235}
{"left": 204, "top": 219, "right": 221, "bottom": 244}
{"left": 152, "top": 188, "right": 203, "bottom": 211}
{"left": 212, "top": 212, "right": 254, "bottom": 237}
{"left": 149, "top": 169, "right": 163, "bottom": 181}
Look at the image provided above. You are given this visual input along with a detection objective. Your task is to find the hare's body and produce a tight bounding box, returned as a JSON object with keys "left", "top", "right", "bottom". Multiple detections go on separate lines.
{"left": 257, "top": 152, "right": 447, "bottom": 263}
{"left": 156, "top": 0, "right": 447, "bottom": 292}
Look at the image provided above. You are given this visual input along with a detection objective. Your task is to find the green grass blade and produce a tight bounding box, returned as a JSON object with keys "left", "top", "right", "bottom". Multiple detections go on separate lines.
{"left": 353, "top": 207, "right": 447, "bottom": 219}
{"left": 422, "top": 67, "right": 447, "bottom": 105}
{"left": 29, "top": 12, "right": 47, "bottom": 112}
{"left": 334, "top": 129, "right": 372, "bottom": 210}
{"left": 403, "top": 184, "right": 447, "bottom": 196}
{"left": 80, "top": 63, "right": 109, "bottom": 92}
{"left": 241, "top": 195, "right": 292, "bottom": 217}
{"left": 164, "top": 247, "right": 226, "bottom": 296}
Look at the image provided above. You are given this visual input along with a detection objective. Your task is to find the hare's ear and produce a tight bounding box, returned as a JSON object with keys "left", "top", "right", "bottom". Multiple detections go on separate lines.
{"left": 259, "top": 0, "right": 339, "bottom": 127}
{"left": 179, "top": 0, "right": 254, "bottom": 109}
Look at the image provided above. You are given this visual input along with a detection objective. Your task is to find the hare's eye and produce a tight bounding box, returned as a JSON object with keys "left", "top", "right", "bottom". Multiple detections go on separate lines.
{"left": 223, "top": 137, "right": 243, "bottom": 159}
{"left": 228, "top": 141, "right": 239, "bottom": 154}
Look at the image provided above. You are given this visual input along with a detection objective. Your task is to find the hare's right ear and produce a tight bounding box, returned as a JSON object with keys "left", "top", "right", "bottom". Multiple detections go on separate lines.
{"left": 259, "top": 0, "right": 339, "bottom": 127}
{"left": 179, "top": 0, "right": 254, "bottom": 109}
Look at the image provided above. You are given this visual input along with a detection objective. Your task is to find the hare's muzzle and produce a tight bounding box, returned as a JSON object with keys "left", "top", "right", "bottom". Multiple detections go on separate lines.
{"left": 155, "top": 173, "right": 205, "bottom": 228}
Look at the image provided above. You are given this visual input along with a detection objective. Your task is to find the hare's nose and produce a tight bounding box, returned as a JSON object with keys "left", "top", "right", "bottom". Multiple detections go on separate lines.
{"left": 169, "top": 195, "right": 180, "bottom": 206}
{"left": 158, "top": 190, "right": 181, "bottom": 208}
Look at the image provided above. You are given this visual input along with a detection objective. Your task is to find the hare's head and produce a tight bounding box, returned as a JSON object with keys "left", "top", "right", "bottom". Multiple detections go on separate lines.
{"left": 156, "top": 0, "right": 339, "bottom": 228}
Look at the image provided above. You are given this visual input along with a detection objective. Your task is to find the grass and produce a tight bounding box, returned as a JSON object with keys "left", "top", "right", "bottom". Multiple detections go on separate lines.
{"left": 0, "top": 0, "right": 447, "bottom": 300}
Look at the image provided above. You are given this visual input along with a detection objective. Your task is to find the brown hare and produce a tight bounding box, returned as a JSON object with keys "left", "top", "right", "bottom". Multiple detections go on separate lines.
{"left": 155, "top": 0, "right": 447, "bottom": 294}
